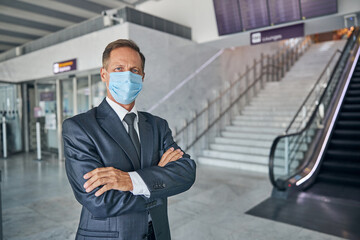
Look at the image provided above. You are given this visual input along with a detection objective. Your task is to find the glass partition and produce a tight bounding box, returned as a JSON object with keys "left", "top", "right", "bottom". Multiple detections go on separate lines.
{"left": 77, "top": 76, "right": 90, "bottom": 114}
{"left": 61, "top": 79, "right": 74, "bottom": 120}
{"left": 91, "top": 74, "right": 106, "bottom": 107}
{"left": 0, "top": 83, "right": 23, "bottom": 154}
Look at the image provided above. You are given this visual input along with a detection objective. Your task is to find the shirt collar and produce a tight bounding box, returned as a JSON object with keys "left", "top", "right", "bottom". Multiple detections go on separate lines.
{"left": 106, "top": 97, "right": 138, "bottom": 123}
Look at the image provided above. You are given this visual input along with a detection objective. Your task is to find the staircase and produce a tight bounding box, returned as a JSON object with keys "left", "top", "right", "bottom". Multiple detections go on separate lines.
{"left": 198, "top": 40, "right": 346, "bottom": 173}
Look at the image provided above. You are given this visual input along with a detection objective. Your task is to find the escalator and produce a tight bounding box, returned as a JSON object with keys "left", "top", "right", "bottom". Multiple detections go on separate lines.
{"left": 308, "top": 60, "right": 360, "bottom": 202}
{"left": 247, "top": 28, "right": 360, "bottom": 240}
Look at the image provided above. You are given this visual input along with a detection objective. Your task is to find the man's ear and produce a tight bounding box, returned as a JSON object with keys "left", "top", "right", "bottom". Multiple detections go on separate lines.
{"left": 100, "top": 68, "right": 107, "bottom": 82}
{"left": 142, "top": 72, "right": 145, "bottom": 82}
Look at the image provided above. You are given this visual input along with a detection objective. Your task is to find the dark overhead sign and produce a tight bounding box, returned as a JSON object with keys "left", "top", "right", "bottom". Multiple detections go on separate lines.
{"left": 53, "top": 58, "right": 77, "bottom": 74}
{"left": 250, "top": 23, "right": 304, "bottom": 45}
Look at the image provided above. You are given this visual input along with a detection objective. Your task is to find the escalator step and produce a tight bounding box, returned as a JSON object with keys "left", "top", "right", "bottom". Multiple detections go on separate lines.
{"left": 338, "top": 112, "right": 360, "bottom": 120}
{"left": 333, "top": 130, "right": 360, "bottom": 140}
{"left": 341, "top": 104, "right": 360, "bottom": 111}
{"left": 336, "top": 121, "right": 360, "bottom": 130}
{"left": 349, "top": 83, "right": 360, "bottom": 90}
{"left": 347, "top": 90, "right": 360, "bottom": 96}
{"left": 329, "top": 139, "right": 360, "bottom": 150}
{"left": 322, "top": 161, "right": 360, "bottom": 174}
{"left": 326, "top": 149, "right": 360, "bottom": 160}
{"left": 351, "top": 79, "right": 360, "bottom": 84}
{"left": 317, "top": 172, "right": 360, "bottom": 187}
{"left": 344, "top": 97, "right": 360, "bottom": 104}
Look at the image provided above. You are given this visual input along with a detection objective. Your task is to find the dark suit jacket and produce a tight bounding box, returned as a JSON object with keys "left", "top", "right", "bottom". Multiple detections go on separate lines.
{"left": 62, "top": 99, "right": 196, "bottom": 240}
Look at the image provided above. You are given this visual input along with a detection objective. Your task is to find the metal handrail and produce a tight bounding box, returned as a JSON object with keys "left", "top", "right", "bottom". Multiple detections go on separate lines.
{"left": 173, "top": 36, "right": 313, "bottom": 155}
{"left": 268, "top": 28, "right": 360, "bottom": 190}
{"left": 185, "top": 74, "right": 264, "bottom": 150}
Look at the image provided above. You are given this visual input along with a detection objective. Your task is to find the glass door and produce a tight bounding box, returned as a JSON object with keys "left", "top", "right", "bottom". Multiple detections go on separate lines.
{"left": 0, "top": 83, "right": 23, "bottom": 154}
{"left": 30, "top": 81, "right": 58, "bottom": 153}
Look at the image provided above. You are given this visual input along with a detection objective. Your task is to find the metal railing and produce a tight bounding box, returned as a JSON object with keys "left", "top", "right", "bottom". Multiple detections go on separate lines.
{"left": 173, "top": 37, "right": 313, "bottom": 158}
{"left": 268, "top": 28, "right": 360, "bottom": 190}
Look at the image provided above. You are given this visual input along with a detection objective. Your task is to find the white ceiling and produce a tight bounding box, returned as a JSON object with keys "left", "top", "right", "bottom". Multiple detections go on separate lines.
{"left": 0, "top": 0, "right": 151, "bottom": 53}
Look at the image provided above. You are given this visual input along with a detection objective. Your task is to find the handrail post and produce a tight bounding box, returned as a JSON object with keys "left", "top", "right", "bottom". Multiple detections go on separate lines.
{"left": 302, "top": 106, "right": 307, "bottom": 129}
{"left": 266, "top": 55, "right": 270, "bottom": 83}
{"left": 183, "top": 120, "right": 188, "bottom": 150}
{"left": 2, "top": 116, "right": 7, "bottom": 159}
{"left": 228, "top": 87, "right": 232, "bottom": 125}
{"left": 205, "top": 100, "right": 210, "bottom": 149}
{"left": 277, "top": 52, "right": 280, "bottom": 81}
{"left": 284, "top": 137, "right": 289, "bottom": 175}
{"left": 193, "top": 111, "right": 198, "bottom": 156}
{"left": 272, "top": 54, "right": 275, "bottom": 82}
{"left": 286, "top": 49, "right": 289, "bottom": 71}
{"left": 253, "top": 59, "right": 257, "bottom": 96}
{"left": 217, "top": 91, "right": 221, "bottom": 136}
{"left": 246, "top": 65, "right": 250, "bottom": 103}
{"left": 260, "top": 53, "right": 264, "bottom": 89}
{"left": 281, "top": 51, "right": 285, "bottom": 78}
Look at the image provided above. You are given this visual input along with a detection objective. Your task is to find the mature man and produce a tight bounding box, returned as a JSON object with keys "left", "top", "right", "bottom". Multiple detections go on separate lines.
{"left": 62, "top": 39, "right": 196, "bottom": 240}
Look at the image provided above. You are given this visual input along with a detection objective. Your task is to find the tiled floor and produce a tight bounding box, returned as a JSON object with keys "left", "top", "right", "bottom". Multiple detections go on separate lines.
{"left": 1, "top": 153, "right": 344, "bottom": 240}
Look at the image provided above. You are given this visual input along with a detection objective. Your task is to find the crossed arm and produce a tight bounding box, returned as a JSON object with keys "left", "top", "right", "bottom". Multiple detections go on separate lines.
{"left": 83, "top": 147, "right": 184, "bottom": 197}
{"left": 63, "top": 118, "right": 196, "bottom": 218}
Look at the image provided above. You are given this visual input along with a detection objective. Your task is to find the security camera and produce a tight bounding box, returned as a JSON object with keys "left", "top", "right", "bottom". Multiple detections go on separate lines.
{"left": 101, "top": 9, "right": 118, "bottom": 18}
{"left": 102, "top": 9, "right": 124, "bottom": 26}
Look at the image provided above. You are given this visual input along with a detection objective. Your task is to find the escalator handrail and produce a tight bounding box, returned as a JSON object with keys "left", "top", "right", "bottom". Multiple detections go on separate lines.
{"left": 285, "top": 49, "right": 341, "bottom": 133}
{"left": 269, "top": 28, "right": 360, "bottom": 190}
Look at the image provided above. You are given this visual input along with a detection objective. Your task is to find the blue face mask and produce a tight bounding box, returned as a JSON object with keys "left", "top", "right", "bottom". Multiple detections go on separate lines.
{"left": 108, "top": 71, "right": 143, "bottom": 105}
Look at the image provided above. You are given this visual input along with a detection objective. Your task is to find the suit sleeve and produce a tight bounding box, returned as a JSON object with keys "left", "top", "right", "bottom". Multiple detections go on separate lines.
{"left": 62, "top": 118, "right": 151, "bottom": 218}
{"left": 136, "top": 119, "right": 196, "bottom": 200}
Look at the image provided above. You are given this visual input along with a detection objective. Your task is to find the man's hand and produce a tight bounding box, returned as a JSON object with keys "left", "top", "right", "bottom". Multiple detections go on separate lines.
{"left": 158, "top": 147, "right": 184, "bottom": 167}
{"left": 83, "top": 167, "right": 133, "bottom": 197}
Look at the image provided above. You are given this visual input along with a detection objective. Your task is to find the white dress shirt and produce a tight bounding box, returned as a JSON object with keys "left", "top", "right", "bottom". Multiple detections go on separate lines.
{"left": 106, "top": 97, "right": 150, "bottom": 198}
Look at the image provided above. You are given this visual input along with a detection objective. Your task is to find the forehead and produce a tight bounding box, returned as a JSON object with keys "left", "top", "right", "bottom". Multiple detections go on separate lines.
{"left": 108, "top": 47, "right": 142, "bottom": 67}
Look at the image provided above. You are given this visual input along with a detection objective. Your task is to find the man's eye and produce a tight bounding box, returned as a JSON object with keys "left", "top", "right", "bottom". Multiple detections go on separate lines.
{"left": 115, "top": 67, "right": 122, "bottom": 71}
{"left": 132, "top": 69, "right": 139, "bottom": 73}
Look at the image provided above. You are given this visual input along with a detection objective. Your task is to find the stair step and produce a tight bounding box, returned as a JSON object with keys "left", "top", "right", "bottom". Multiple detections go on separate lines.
{"left": 197, "top": 157, "right": 269, "bottom": 173}
{"left": 232, "top": 120, "right": 288, "bottom": 128}
{"left": 245, "top": 106, "right": 298, "bottom": 111}
{"left": 221, "top": 131, "right": 277, "bottom": 140}
{"left": 241, "top": 110, "right": 295, "bottom": 116}
{"left": 203, "top": 150, "right": 267, "bottom": 164}
{"left": 214, "top": 137, "right": 273, "bottom": 148}
{"left": 234, "top": 115, "right": 292, "bottom": 121}
{"left": 225, "top": 125, "right": 284, "bottom": 134}
{"left": 209, "top": 144, "right": 270, "bottom": 155}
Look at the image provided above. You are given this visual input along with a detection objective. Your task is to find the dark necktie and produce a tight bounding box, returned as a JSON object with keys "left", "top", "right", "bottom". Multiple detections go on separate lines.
{"left": 123, "top": 113, "right": 141, "bottom": 159}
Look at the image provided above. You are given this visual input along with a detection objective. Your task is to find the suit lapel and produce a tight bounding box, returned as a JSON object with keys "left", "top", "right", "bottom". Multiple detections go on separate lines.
{"left": 138, "top": 112, "right": 153, "bottom": 168}
{"left": 96, "top": 99, "right": 140, "bottom": 170}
